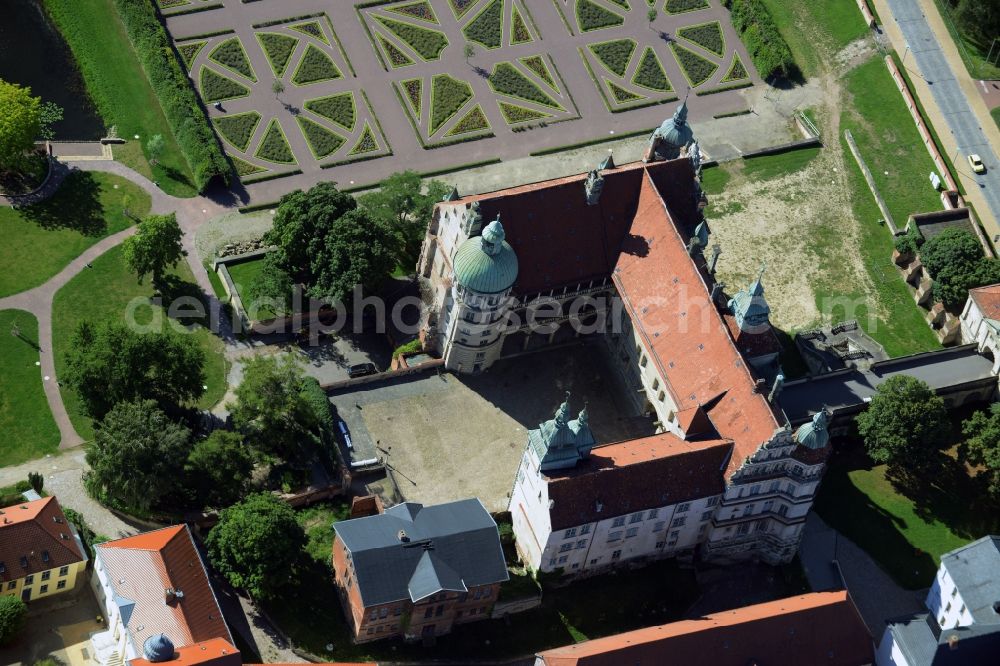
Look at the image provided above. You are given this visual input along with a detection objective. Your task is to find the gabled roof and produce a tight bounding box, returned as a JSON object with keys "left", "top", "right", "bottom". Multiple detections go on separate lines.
{"left": 334, "top": 499, "right": 508, "bottom": 607}
{"left": 544, "top": 433, "right": 732, "bottom": 530}
{"left": 128, "top": 637, "right": 241, "bottom": 666}
{"left": 969, "top": 284, "right": 1000, "bottom": 321}
{"left": 536, "top": 591, "right": 874, "bottom": 666}
{"left": 0, "top": 496, "right": 85, "bottom": 582}
{"left": 887, "top": 611, "right": 1000, "bottom": 666}
{"left": 940, "top": 535, "right": 1000, "bottom": 623}
{"left": 97, "top": 525, "right": 230, "bottom": 654}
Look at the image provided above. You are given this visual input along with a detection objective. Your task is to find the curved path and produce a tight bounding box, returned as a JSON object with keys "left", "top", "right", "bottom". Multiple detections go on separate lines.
{"left": 0, "top": 160, "right": 234, "bottom": 449}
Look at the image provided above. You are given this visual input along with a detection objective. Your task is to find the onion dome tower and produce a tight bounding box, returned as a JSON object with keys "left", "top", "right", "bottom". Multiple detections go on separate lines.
{"left": 443, "top": 217, "right": 519, "bottom": 373}
{"left": 644, "top": 100, "right": 695, "bottom": 162}
{"left": 529, "top": 393, "right": 597, "bottom": 472}
{"left": 728, "top": 265, "right": 772, "bottom": 333}
{"left": 142, "top": 634, "right": 175, "bottom": 663}
{"left": 794, "top": 410, "right": 830, "bottom": 450}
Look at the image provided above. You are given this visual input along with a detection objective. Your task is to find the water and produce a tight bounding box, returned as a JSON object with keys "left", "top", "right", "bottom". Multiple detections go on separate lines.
{"left": 0, "top": 0, "right": 105, "bottom": 140}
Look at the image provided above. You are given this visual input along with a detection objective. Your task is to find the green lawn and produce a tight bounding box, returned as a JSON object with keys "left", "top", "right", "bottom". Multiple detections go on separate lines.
{"left": 931, "top": 0, "right": 1000, "bottom": 80}
{"left": 814, "top": 443, "right": 997, "bottom": 589}
{"left": 0, "top": 171, "right": 151, "bottom": 298}
{"left": 297, "top": 500, "right": 351, "bottom": 565}
{"left": 40, "top": 0, "right": 199, "bottom": 197}
{"left": 52, "top": 246, "right": 229, "bottom": 441}
{"left": 0, "top": 310, "right": 60, "bottom": 466}
{"left": 993, "top": 106, "right": 1000, "bottom": 132}
{"left": 226, "top": 257, "right": 285, "bottom": 319}
{"left": 759, "top": 0, "right": 868, "bottom": 78}
{"left": 742, "top": 146, "right": 821, "bottom": 182}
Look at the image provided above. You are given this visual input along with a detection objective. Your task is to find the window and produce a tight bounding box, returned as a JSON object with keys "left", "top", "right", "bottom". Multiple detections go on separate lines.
{"left": 474, "top": 588, "right": 483, "bottom": 599}
{"left": 607, "top": 531, "right": 623, "bottom": 542}
{"left": 40, "top": 585, "right": 48, "bottom": 594}
{"left": 706, "top": 496, "right": 719, "bottom": 507}
{"left": 612, "top": 517, "right": 626, "bottom": 528}
{"left": 563, "top": 528, "right": 577, "bottom": 539}
{"left": 57, "top": 580, "right": 66, "bottom": 590}
{"left": 770, "top": 481, "right": 781, "bottom": 493}
{"left": 951, "top": 587, "right": 958, "bottom": 598}
{"left": 629, "top": 512, "right": 644, "bottom": 524}
{"left": 671, "top": 517, "right": 686, "bottom": 528}
{"left": 6, "top": 582, "right": 14, "bottom": 591}
{"left": 393, "top": 606, "right": 402, "bottom": 616}
{"left": 25, "top": 575, "right": 33, "bottom": 585}
{"left": 484, "top": 588, "right": 492, "bottom": 598}
{"left": 670, "top": 530, "right": 680, "bottom": 539}
{"left": 548, "top": 558, "right": 557, "bottom": 567}
{"left": 754, "top": 520, "right": 767, "bottom": 533}
{"left": 652, "top": 521, "right": 665, "bottom": 532}
{"left": 611, "top": 550, "right": 622, "bottom": 560}
{"left": 763, "top": 500, "right": 774, "bottom": 512}
{"left": 778, "top": 504, "right": 789, "bottom": 517}
{"left": 379, "top": 607, "right": 389, "bottom": 619}
{"left": 376, "top": 626, "right": 383, "bottom": 634}
{"left": 701, "top": 511, "right": 713, "bottom": 522}
{"left": 435, "top": 605, "right": 444, "bottom": 617}
{"left": 658, "top": 391, "right": 666, "bottom": 402}
{"left": 575, "top": 540, "right": 587, "bottom": 549}
{"left": 743, "top": 504, "right": 755, "bottom": 516}
{"left": 736, "top": 523, "right": 750, "bottom": 536}
{"left": 677, "top": 503, "right": 690, "bottom": 513}
{"left": 786, "top": 483, "right": 795, "bottom": 496}
{"left": 648, "top": 509, "right": 659, "bottom": 519}
{"left": 590, "top": 558, "right": 600, "bottom": 565}
{"left": 652, "top": 378, "right": 660, "bottom": 391}
{"left": 59, "top": 566, "right": 69, "bottom": 577}
{"left": 655, "top": 541, "right": 665, "bottom": 549}
{"left": 639, "top": 355, "right": 647, "bottom": 367}
{"left": 558, "top": 556, "right": 568, "bottom": 564}
{"left": 424, "top": 607, "right": 434, "bottom": 619}
{"left": 369, "top": 610, "right": 378, "bottom": 621}
{"left": 580, "top": 524, "right": 591, "bottom": 535}
{"left": 960, "top": 604, "right": 966, "bottom": 615}
{"left": 559, "top": 543, "right": 573, "bottom": 553}
{"left": 367, "top": 628, "right": 374, "bottom": 635}
{"left": 625, "top": 528, "right": 639, "bottom": 538}
{"left": 41, "top": 571, "right": 51, "bottom": 581}
{"left": 945, "top": 602, "right": 952, "bottom": 613}
{"left": 750, "top": 485, "right": 761, "bottom": 496}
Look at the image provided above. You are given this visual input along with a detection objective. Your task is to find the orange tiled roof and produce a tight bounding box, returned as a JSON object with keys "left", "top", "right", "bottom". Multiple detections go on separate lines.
{"left": 536, "top": 591, "right": 874, "bottom": 666}
{"left": 613, "top": 171, "right": 783, "bottom": 477}
{"left": 0, "top": 496, "right": 85, "bottom": 582}
{"left": 970, "top": 283, "right": 1000, "bottom": 320}
{"left": 97, "top": 525, "right": 230, "bottom": 654}
{"left": 129, "top": 638, "right": 241, "bottom": 666}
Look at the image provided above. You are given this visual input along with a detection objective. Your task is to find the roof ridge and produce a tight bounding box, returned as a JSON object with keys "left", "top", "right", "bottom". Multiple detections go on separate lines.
{"left": 99, "top": 524, "right": 186, "bottom": 551}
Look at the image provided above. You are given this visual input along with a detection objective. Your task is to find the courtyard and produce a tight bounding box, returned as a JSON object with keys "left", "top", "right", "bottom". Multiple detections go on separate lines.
{"left": 329, "top": 341, "right": 656, "bottom": 511}
{"left": 160, "top": 0, "right": 758, "bottom": 195}
{"left": 0, "top": 581, "right": 106, "bottom": 666}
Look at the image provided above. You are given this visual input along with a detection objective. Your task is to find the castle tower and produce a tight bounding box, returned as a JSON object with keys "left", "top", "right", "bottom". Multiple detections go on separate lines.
{"left": 443, "top": 216, "right": 519, "bottom": 373}
{"left": 528, "top": 393, "right": 596, "bottom": 471}
{"left": 644, "top": 100, "right": 695, "bottom": 162}
{"left": 728, "top": 265, "right": 772, "bottom": 334}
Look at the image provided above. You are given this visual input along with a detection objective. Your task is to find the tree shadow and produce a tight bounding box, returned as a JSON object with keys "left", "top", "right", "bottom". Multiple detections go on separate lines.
{"left": 19, "top": 169, "right": 105, "bottom": 235}
{"left": 152, "top": 162, "right": 196, "bottom": 192}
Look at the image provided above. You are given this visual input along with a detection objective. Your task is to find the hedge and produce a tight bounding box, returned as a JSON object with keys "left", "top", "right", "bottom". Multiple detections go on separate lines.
{"left": 589, "top": 39, "right": 636, "bottom": 76}
{"left": 291, "top": 44, "right": 342, "bottom": 85}
{"left": 490, "top": 62, "right": 561, "bottom": 109}
{"left": 214, "top": 111, "right": 261, "bottom": 151}
{"left": 632, "top": 47, "right": 672, "bottom": 91}
{"left": 376, "top": 16, "right": 449, "bottom": 60}
{"left": 296, "top": 116, "right": 346, "bottom": 158}
{"left": 257, "top": 32, "right": 298, "bottom": 78}
{"left": 304, "top": 92, "right": 356, "bottom": 131}
{"left": 463, "top": 0, "right": 503, "bottom": 49}
{"left": 576, "top": 0, "right": 624, "bottom": 31}
{"left": 430, "top": 74, "right": 473, "bottom": 134}
{"left": 722, "top": 0, "right": 796, "bottom": 80}
{"left": 112, "top": 0, "right": 229, "bottom": 190}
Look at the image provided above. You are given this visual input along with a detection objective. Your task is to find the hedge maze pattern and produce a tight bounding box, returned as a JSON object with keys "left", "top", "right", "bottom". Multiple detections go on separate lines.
{"left": 581, "top": 38, "right": 674, "bottom": 110}
{"left": 208, "top": 36, "right": 257, "bottom": 82}
{"left": 676, "top": 21, "right": 724, "bottom": 58}
{"left": 576, "top": 0, "right": 625, "bottom": 32}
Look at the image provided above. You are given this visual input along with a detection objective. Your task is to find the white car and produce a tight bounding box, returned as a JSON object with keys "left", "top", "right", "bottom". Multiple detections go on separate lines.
{"left": 968, "top": 154, "right": 986, "bottom": 174}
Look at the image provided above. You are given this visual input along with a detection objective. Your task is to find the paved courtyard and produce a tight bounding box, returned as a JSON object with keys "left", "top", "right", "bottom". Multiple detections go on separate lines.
{"left": 0, "top": 581, "right": 106, "bottom": 666}
{"left": 162, "top": 0, "right": 760, "bottom": 199}
{"left": 330, "top": 341, "right": 656, "bottom": 510}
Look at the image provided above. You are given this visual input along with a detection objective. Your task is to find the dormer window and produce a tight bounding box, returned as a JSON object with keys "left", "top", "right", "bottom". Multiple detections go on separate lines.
{"left": 42, "top": 551, "right": 50, "bottom": 563}
{"left": 0, "top": 562, "right": 5, "bottom": 574}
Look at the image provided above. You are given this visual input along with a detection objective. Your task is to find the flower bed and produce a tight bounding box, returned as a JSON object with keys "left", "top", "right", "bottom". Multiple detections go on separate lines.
{"left": 576, "top": 0, "right": 624, "bottom": 32}
{"left": 671, "top": 42, "right": 718, "bottom": 86}
{"left": 214, "top": 111, "right": 261, "bottom": 151}
{"left": 200, "top": 66, "right": 250, "bottom": 102}
{"left": 463, "top": 0, "right": 503, "bottom": 49}
{"left": 209, "top": 36, "right": 256, "bottom": 81}
{"left": 388, "top": 1, "right": 438, "bottom": 23}
{"left": 664, "top": 0, "right": 709, "bottom": 13}
{"left": 589, "top": 39, "right": 636, "bottom": 76}
{"left": 349, "top": 123, "right": 380, "bottom": 155}
{"left": 677, "top": 21, "right": 724, "bottom": 57}
{"left": 296, "top": 116, "right": 346, "bottom": 158}
{"left": 609, "top": 80, "right": 644, "bottom": 103}
{"left": 499, "top": 101, "right": 551, "bottom": 124}
{"left": 430, "top": 73, "right": 474, "bottom": 134}
{"left": 232, "top": 155, "right": 265, "bottom": 177}
{"left": 632, "top": 46, "right": 672, "bottom": 91}
{"left": 290, "top": 21, "right": 328, "bottom": 44}
{"left": 257, "top": 32, "right": 298, "bottom": 78}
{"left": 721, "top": 52, "right": 749, "bottom": 82}
{"left": 304, "top": 92, "right": 356, "bottom": 130}
{"left": 448, "top": 0, "right": 478, "bottom": 20}
{"left": 446, "top": 104, "right": 489, "bottom": 136}
{"left": 291, "top": 43, "right": 342, "bottom": 85}
{"left": 520, "top": 55, "right": 557, "bottom": 90}
{"left": 489, "top": 62, "right": 561, "bottom": 109}
{"left": 177, "top": 41, "right": 206, "bottom": 70}
{"left": 512, "top": 6, "right": 532, "bottom": 44}
{"left": 255, "top": 119, "right": 295, "bottom": 164}
{"left": 376, "top": 16, "right": 448, "bottom": 60}
{"left": 402, "top": 78, "right": 422, "bottom": 115}
{"left": 379, "top": 35, "right": 414, "bottom": 67}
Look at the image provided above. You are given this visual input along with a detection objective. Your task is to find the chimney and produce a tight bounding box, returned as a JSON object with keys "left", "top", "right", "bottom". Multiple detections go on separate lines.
{"left": 709, "top": 244, "right": 722, "bottom": 274}
{"left": 165, "top": 588, "right": 175, "bottom": 605}
{"left": 768, "top": 374, "right": 785, "bottom": 403}
{"left": 398, "top": 530, "right": 409, "bottom": 543}
{"left": 948, "top": 634, "right": 959, "bottom": 650}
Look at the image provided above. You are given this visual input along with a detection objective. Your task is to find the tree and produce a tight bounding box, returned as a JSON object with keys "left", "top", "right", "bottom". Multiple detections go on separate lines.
{"left": 920, "top": 228, "right": 1000, "bottom": 306}
{"left": 311, "top": 208, "right": 398, "bottom": 304}
{"left": 0, "top": 80, "right": 41, "bottom": 172}
{"left": 229, "top": 355, "right": 321, "bottom": 464}
{"left": 463, "top": 43, "right": 475, "bottom": 62}
{"left": 84, "top": 400, "right": 191, "bottom": 512}
{"left": 122, "top": 213, "right": 187, "bottom": 288}
{"left": 856, "top": 375, "right": 950, "bottom": 469}
{"left": 953, "top": 0, "right": 1000, "bottom": 49}
{"left": 38, "top": 102, "right": 63, "bottom": 142}
{"left": 358, "top": 170, "right": 449, "bottom": 267}
{"left": 146, "top": 134, "right": 165, "bottom": 166}
{"left": 184, "top": 431, "right": 255, "bottom": 509}
{"left": 0, "top": 595, "right": 27, "bottom": 646}
{"left": 647, "top": 7, "right": 658, "bottom": 24}
{"left": 27, "top": 471, "right": 43, "bottom": 494}
{"left": 63, "top": 320, "right": 206, "bottom": 420}
{"left": 272, "top": 79, "right": 285, "bottom": 98}
{"left": 205, "top": 492, "right": 306, "bottom": 599}
{"left": 960, "top": 403, "right": 1000, "bottom": 501}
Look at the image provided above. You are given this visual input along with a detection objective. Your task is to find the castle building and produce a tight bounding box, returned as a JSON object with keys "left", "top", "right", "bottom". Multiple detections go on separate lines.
{"left": 417, "top": 102, "right": 831, "bottom": 569}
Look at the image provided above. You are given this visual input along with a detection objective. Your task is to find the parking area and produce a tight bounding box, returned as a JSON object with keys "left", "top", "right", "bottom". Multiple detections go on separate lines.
{"left": 0, "top": 580, "right": 105, "bottom": 666}
{"left": 330, "top": 342, "right": 656, "bottom": 511}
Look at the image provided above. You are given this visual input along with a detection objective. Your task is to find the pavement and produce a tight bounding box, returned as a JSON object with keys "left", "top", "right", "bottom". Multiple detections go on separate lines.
{"left": 874, "top": 0, "right": 1000, "bottom": 240}
{"left": 0, "top": 580, "right": 106, "bottom": 666}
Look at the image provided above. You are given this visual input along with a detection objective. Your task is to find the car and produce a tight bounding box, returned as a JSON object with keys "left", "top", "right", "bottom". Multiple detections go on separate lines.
{"left": 338, "top": 420, "right": 353, "bottom": 450}
{"left": 348, "top": 362, "right": 378, "bottom": 378}
{"left": 968, "top": 154, "right": 986, "bottom": 174}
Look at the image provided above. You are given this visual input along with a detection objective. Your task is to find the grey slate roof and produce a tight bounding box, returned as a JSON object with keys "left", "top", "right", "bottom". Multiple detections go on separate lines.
{"left": 334, "top": 499, "right": 509, "bottom": 607}
{"left": 888, "top": 612, "right": 1000, "bottom": 665}
{"left": 941, "top": 535, "right": 1000, "bottom": 624}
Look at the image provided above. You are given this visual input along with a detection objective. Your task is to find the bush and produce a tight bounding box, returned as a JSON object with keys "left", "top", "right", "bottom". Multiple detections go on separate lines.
{"left": 722, "top": 0, "right": 796, "bottom": 80}
{"left": 304, "top": 92, "right": 355, "bottom": 130}
{"left": 0, "top": 595, "right": 27, "bottom": 646}
{"left": 214, "top": 111, "right": 261, "bottom": 151}
{"left": 921, "top": 227, "right": 1000, "bottom": 306}
{"left": 521, "top": 55, "right": 556, "bottom": 89}
{"left": 671, "top": 43, "right": 718, "bottom": 86}
{"left": 291, "top": 44, "right": 342, "bottom": 85}
{"left": 677, "top": 21, "right": 724, "bottom": 57}
{"left": 208, "top": 37, "right": 256, "bottom": 81}
{"left": 255, "top": 119, "right": 295, "bottom": 164}
{"left": 576, "top": 0, "right": 624, "bottom": 32}
{"left": 633, "top": 47, "right": 672, "bottom": 91}
{"left": 296, "top": 116, "right": 345, "bottom": 158}
{"left": 350, "top": 123, "right": 380, "bottom": 155}
{"left": 200, "top": 67, "right": 250, "bottom": 102}
{"left": 463, "top": 0, "right": 503, "bottom": 48}
{"left": 490, "top": 62, "right": 560, "bottom": 108}
{"left": 63, "top": 507, "right": 98, "bottom": 559}
{"left": 376, "top": 17, "right": 449, "bottom": 60}
{"left": 589, "top": 39, "right": 636, "bottom": 76}
{"left": 499, "top": 101, "right": 551, "bottom": 124}
{"left": 430, "top": 74, "right": 474, "bottom": 134}
{"left": 446, "top": 104, "right": 489, "bottom": 136}
{"left": 112, "top": 0, "right": 230, "bottom": 190}
{"left": 257, "top": 32, "right": 298, "bottom": 77}
{"left": 893, "top": 228, "right": 923, "bottom": 256}
{"left": 300, "top": 376, "right": 334, "bottom": 444}
{"left": 665, "top": 0, "right": 709, "bottom": 12}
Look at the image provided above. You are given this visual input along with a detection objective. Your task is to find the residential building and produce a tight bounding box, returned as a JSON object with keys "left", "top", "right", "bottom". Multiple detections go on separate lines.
{"left": 125, "top": 635, "right": 374, "bottom": 666}
{"left": 90, "top": 525, "right": 231, "bottom": 666}
{"left": 332, "top": 498, "right": 509, "bottom": 643}
{"left": 0, "top": 495, "right": 87, "bottom": 602}
{"left": 877, "top": 536, "right": 1000, "bottom": 665}
{"left": 961, "top": 284, "right": 1000, "bottom": 374}
{"left": 534, "top": 590, "right": 874, "bottom": 665}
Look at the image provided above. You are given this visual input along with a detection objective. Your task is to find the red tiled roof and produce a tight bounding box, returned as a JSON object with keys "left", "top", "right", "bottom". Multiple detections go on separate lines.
{"left": 545, "top": 433, "right": 732, "bottom": 530}
{"left": 97, "top": 525, "right": 230, "bottom": 653}
{"left": 724, "top": 314, "right": 783, "bottom": 359}
{"left": 536, "top": 591, "right": 874, "bottom": 666}
{"left": 0, "top": 496, "right": 85, "bottom": 582}
{"left": 970, "top": 283, "right": 1000, "bottom": 320}
{"left": 613, "top": 171, "right": 783, "bottom": 477}
{"left": 129, "top": 638, "right": 241, "bottom": 666}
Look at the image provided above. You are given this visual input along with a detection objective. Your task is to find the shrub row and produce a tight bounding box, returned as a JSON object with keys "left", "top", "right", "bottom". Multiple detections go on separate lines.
{"left": 490, "top": 62, "right": 560, "bottom": 108}
{"left": 722, "top": 0, "right": 796, "bottom": 80}
{"left": 112, "top": 0, "right": 230, "bottom": 190}
{"left": 463, "top": 0, "right": 503, "bottom": 48}
{"left": 589, "top": 39, "right": 636, "bottom": 76}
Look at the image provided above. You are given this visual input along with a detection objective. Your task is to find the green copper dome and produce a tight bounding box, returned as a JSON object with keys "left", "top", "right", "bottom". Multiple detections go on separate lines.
{"left": 795, "top": 410, "right": 830, "bottom": 450}
{"left": 653, "top": 100, "right": 693, "bottom": 149}
{"left": 453, "top": 217, "right": 519, "bottom": 294}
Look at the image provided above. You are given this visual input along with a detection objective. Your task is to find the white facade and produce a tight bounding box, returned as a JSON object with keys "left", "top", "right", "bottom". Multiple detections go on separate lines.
{"left": 874, "top": 635, "right": 910, "bottom": 666}
{"left": 960, "top": 295, "right": 1000, "bottom": 374}
{"left": 90, "top": 550, "right": 140, "bottom": 666}
{"left": 926, "top": 564, "right": 975, "bottom": 629}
